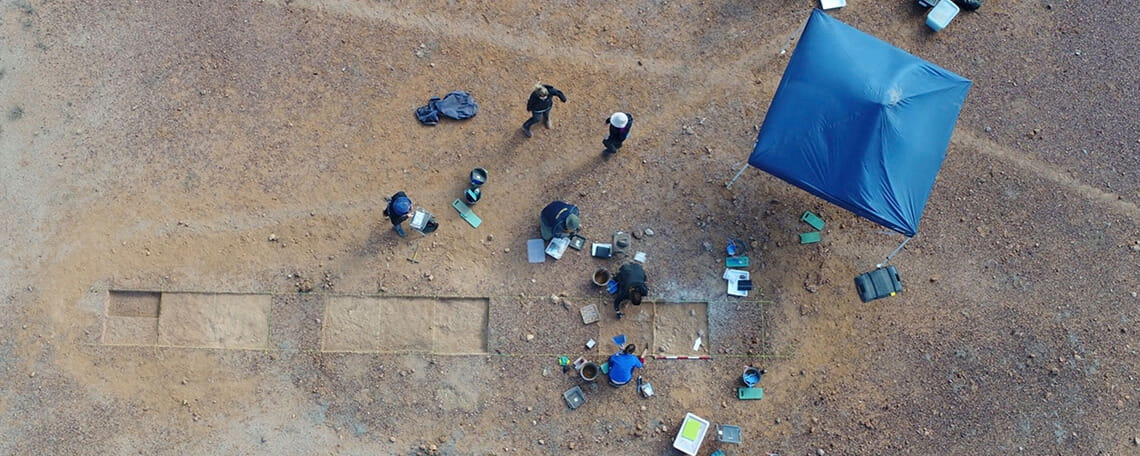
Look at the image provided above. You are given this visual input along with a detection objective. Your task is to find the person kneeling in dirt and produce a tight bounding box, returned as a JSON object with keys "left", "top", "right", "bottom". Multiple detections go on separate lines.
{"left": 613, "top": 261, "right": 648, "bottom": 320}
{"left": 383, "top": 191, "right": 413, "bottom": 237}
{"left": 539, "top": 201, "right": 580, "bottom": 241}
{"left": 607, "top": 344, "right": 644, "bottom": 387}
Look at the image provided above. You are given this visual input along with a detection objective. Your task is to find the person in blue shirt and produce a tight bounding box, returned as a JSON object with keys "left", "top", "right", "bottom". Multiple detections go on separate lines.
{"left": 607, "top": 344, "right": 644, "bottom": 387}
{"left": 539, "top": 201, "right": 580, "bottom": 241}
{"left": 383, "top": 191, "right": 413, "bottom": 237}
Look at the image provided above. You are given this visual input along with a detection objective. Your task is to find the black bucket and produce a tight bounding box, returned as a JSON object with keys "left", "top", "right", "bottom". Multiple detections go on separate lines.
{"left": 464, "top": 187, "right": 482, "bottom": 205}
{"left": 469, "top": 168, "right": 488, "bottom": 187}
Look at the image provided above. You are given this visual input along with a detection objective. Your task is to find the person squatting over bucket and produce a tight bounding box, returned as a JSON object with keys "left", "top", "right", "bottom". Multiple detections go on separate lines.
{"left": 539, "top": 201, "right": 580, "bottom": 241}
{"left": 521, "top": 83, "right": 567, "bottom": 138}
{"left": 603, "top": 111, "right": 633, "bottom": 156}
{"left": 383, "top": 191, "right": 413, "bottom": 237}
{"left": 613, "top": 261, "right": 648, "bottom": 320}
{"left": 607, "top": 344, "right": 644, "bottom": 387}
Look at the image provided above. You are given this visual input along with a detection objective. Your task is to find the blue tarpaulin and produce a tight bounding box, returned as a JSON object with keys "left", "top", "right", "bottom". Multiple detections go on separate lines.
{"left": 749, "top": 10, "right": 971, "bottom": 237}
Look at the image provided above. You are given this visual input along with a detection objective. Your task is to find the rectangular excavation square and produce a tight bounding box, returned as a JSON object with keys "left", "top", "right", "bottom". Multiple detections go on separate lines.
{"left": 653, "top": 302, "right": 710, "bottom": 356}
{"left": 157, "top": 293, "right": 270, "bottom": 349}
{"left": 103, "top": 315, "right": 159, "bottom": 346}
{"left": 269, "top": 294, "right": 324, "bottom": 351}
{"left": 107, "top": 290, "right": 161, "bottom": 317}
{"left": 322, "top": 296, "right": 435, "bottom": 352}
{"left": 487, "top": 296, "right": 598, "bottom": 355}
{"left": 432, "top": 298, "right": 489, "bottom": 354}
{"left": 597, "top": 300, "right": 655, "bottom": 354}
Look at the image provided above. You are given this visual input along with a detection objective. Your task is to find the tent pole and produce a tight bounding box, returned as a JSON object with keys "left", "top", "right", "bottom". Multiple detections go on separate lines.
{"left": 725, "top": 164, "right": 749, "bottom": 189}
{"left": 877, "top": 236, "right": 913, "bottom": 268}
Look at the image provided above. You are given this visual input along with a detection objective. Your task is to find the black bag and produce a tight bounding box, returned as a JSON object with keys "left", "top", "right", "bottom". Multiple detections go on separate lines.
{"left": 854, "top": 266, "right": 903, "bottom": 302}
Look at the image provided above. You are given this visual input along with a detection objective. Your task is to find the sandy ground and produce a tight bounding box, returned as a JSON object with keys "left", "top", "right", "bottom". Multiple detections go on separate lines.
{"left": 1, "top": 0, "right": 1138, "bottom": 454}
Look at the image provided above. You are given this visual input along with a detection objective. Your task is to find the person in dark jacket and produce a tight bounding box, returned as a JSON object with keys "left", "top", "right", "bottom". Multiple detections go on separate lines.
{"left": 603, "top": 112, "right": 633, "bottom": 155}
{"left": 539, "top": 201, "right": 580, "bottom": 241}
{"left": 522, "top": 83, "right": 567, "bottom": 138}
{"left": 382, "top": 191, "right": 413, "bottom": 237}
{"left": 613, "top": 261, "right": 648, "bottom": 319}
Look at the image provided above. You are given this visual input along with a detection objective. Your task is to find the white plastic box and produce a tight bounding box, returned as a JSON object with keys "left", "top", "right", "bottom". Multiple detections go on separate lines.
{"left": 926, "top": 0, "right": 960, "bottom": 31}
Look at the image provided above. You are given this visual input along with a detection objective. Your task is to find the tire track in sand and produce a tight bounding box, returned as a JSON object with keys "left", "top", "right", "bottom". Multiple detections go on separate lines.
{"left": 284, "top": 0, "right": 809, "bottom": 90}
{"left": 953, "top": 130, "right": 1140, "bottom": 221}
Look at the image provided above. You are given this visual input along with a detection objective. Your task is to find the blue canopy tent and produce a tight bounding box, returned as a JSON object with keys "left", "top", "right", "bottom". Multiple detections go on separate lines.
{"left": 739, "top": 10, "right": 970, "bottom": 247}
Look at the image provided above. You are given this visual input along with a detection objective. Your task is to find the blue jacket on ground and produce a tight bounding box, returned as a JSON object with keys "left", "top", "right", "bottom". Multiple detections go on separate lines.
{"left": 608, "top": 352, "right": 643, "bottom": 385}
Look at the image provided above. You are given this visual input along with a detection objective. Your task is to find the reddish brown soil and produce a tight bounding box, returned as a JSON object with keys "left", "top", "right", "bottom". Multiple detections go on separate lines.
{"left": 1, "top": 0, "right": 1137, "bottom": 455}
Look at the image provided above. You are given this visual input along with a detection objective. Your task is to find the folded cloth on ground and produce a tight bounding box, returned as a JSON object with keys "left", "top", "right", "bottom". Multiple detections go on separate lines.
{"left": 416, "top": 91, "right": 479, "bottom": 125}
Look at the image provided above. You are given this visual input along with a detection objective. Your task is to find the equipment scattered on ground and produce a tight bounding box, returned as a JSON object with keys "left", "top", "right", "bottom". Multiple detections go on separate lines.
{"left": 726, "top": 256, "right": 750, "bottom": 268}
{"left": 568, "top": 234, "right": 586, "bottom": 251}
{"left": 726, "top": 238, "right": 747, "bottom": 256}
{"left": 633, "top": 251, "right": 647, "bottom": 263}
{"left": 612, "top": 334, "right": 627, "bottom": 348}
{"left": 462, "top": 168, "right": 487, "bottom": 205}
{"left": 591, "top": 243, "right": 612, "bottom": 258}
{"left": 585, "top": 339, "right": 596, "bottom": 350}
{"left": 820, "top": 0, "right": 845, "bottom": 9}
{"left": 716, "top": 424, "right": 742, "bottom": 444}
{"left": 526, "top": 239, "right": 545, "bottom": 263}
{"left": 579, "top": 304, "right": 600, "bottom": 325}
{"left": 612, "top": 231, "right": 632, "bottom": 256}
{"left": 407, "top": 243, "right": 421, "bottom": 264}
{"left": 799, "top": 231, "right": 822, "bottom": 244}
{"left": 563, "top": 386, "right": 585, "bottom": 410}
{"left": 801, "top": 211, "right": 826, "bottom": 230}
{"left": 606, "top": 279, "right": 618, "bottom": 294}
{"left": 923, "top": 0, "right": 960, "bottom": 31}
{"left": 408, "top": 208, "right": 439, "bottom": 235}
{"left": 546, "top": 237, "right": 570, "bottom": 259}
{"left": 673, "top": 413, "right": 711, "bottom": 456}
{"left": 451, "top": 199, "right": 482, "bottom": 228}
{"left": 462, "top": 187, "right": 481, "bottom": 205}
{"left": 579, "top": 362, "right": 599, "bottom": 382}
{"left": 737, "top": 387, "right": 764, "bottom": 400}
{"left": 854, "top": 265, "right": 903, "bottom": 302}
{"left": 742, "top": 367, "right": 763, "bottom": 387}
{"left": 724, "top": 269, "right": 750, "bottom": 297}
{"left": 637, "top": 376, "right": 654, "bottom": 398}
{"left": 469, "top": 167, "right": 487, "bottom": 186}
{"left": 592, "top": 268, "right": 612, "bottom": 287}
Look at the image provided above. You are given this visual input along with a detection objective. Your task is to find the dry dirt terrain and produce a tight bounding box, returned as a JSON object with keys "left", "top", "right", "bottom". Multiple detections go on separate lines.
{"left": 2, "top": 0, "right": 1138, "bottom": 455}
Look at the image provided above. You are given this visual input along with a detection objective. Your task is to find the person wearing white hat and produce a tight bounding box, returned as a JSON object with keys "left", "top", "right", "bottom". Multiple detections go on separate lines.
{"left": 603, "top": 112, "right": 634, "bottom": 156}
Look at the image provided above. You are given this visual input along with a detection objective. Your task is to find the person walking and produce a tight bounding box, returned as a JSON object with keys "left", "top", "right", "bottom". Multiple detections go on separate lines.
{"left": 539, "top": 201, "right": 581, "bottom": 241}
{"left": 607, "top": 344, "right": 644, "bottom": 387}
{"left": 383, "top": 191, "right": 413, "bottom": 237}
{"left": 521, "top": 83, "right": 567, "bottom": 138}
{"left": 602, "top": 112, "right": 633, "bottom": 156}
{"left": 613, "top": 261, "right": 647, "bottom": 320}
